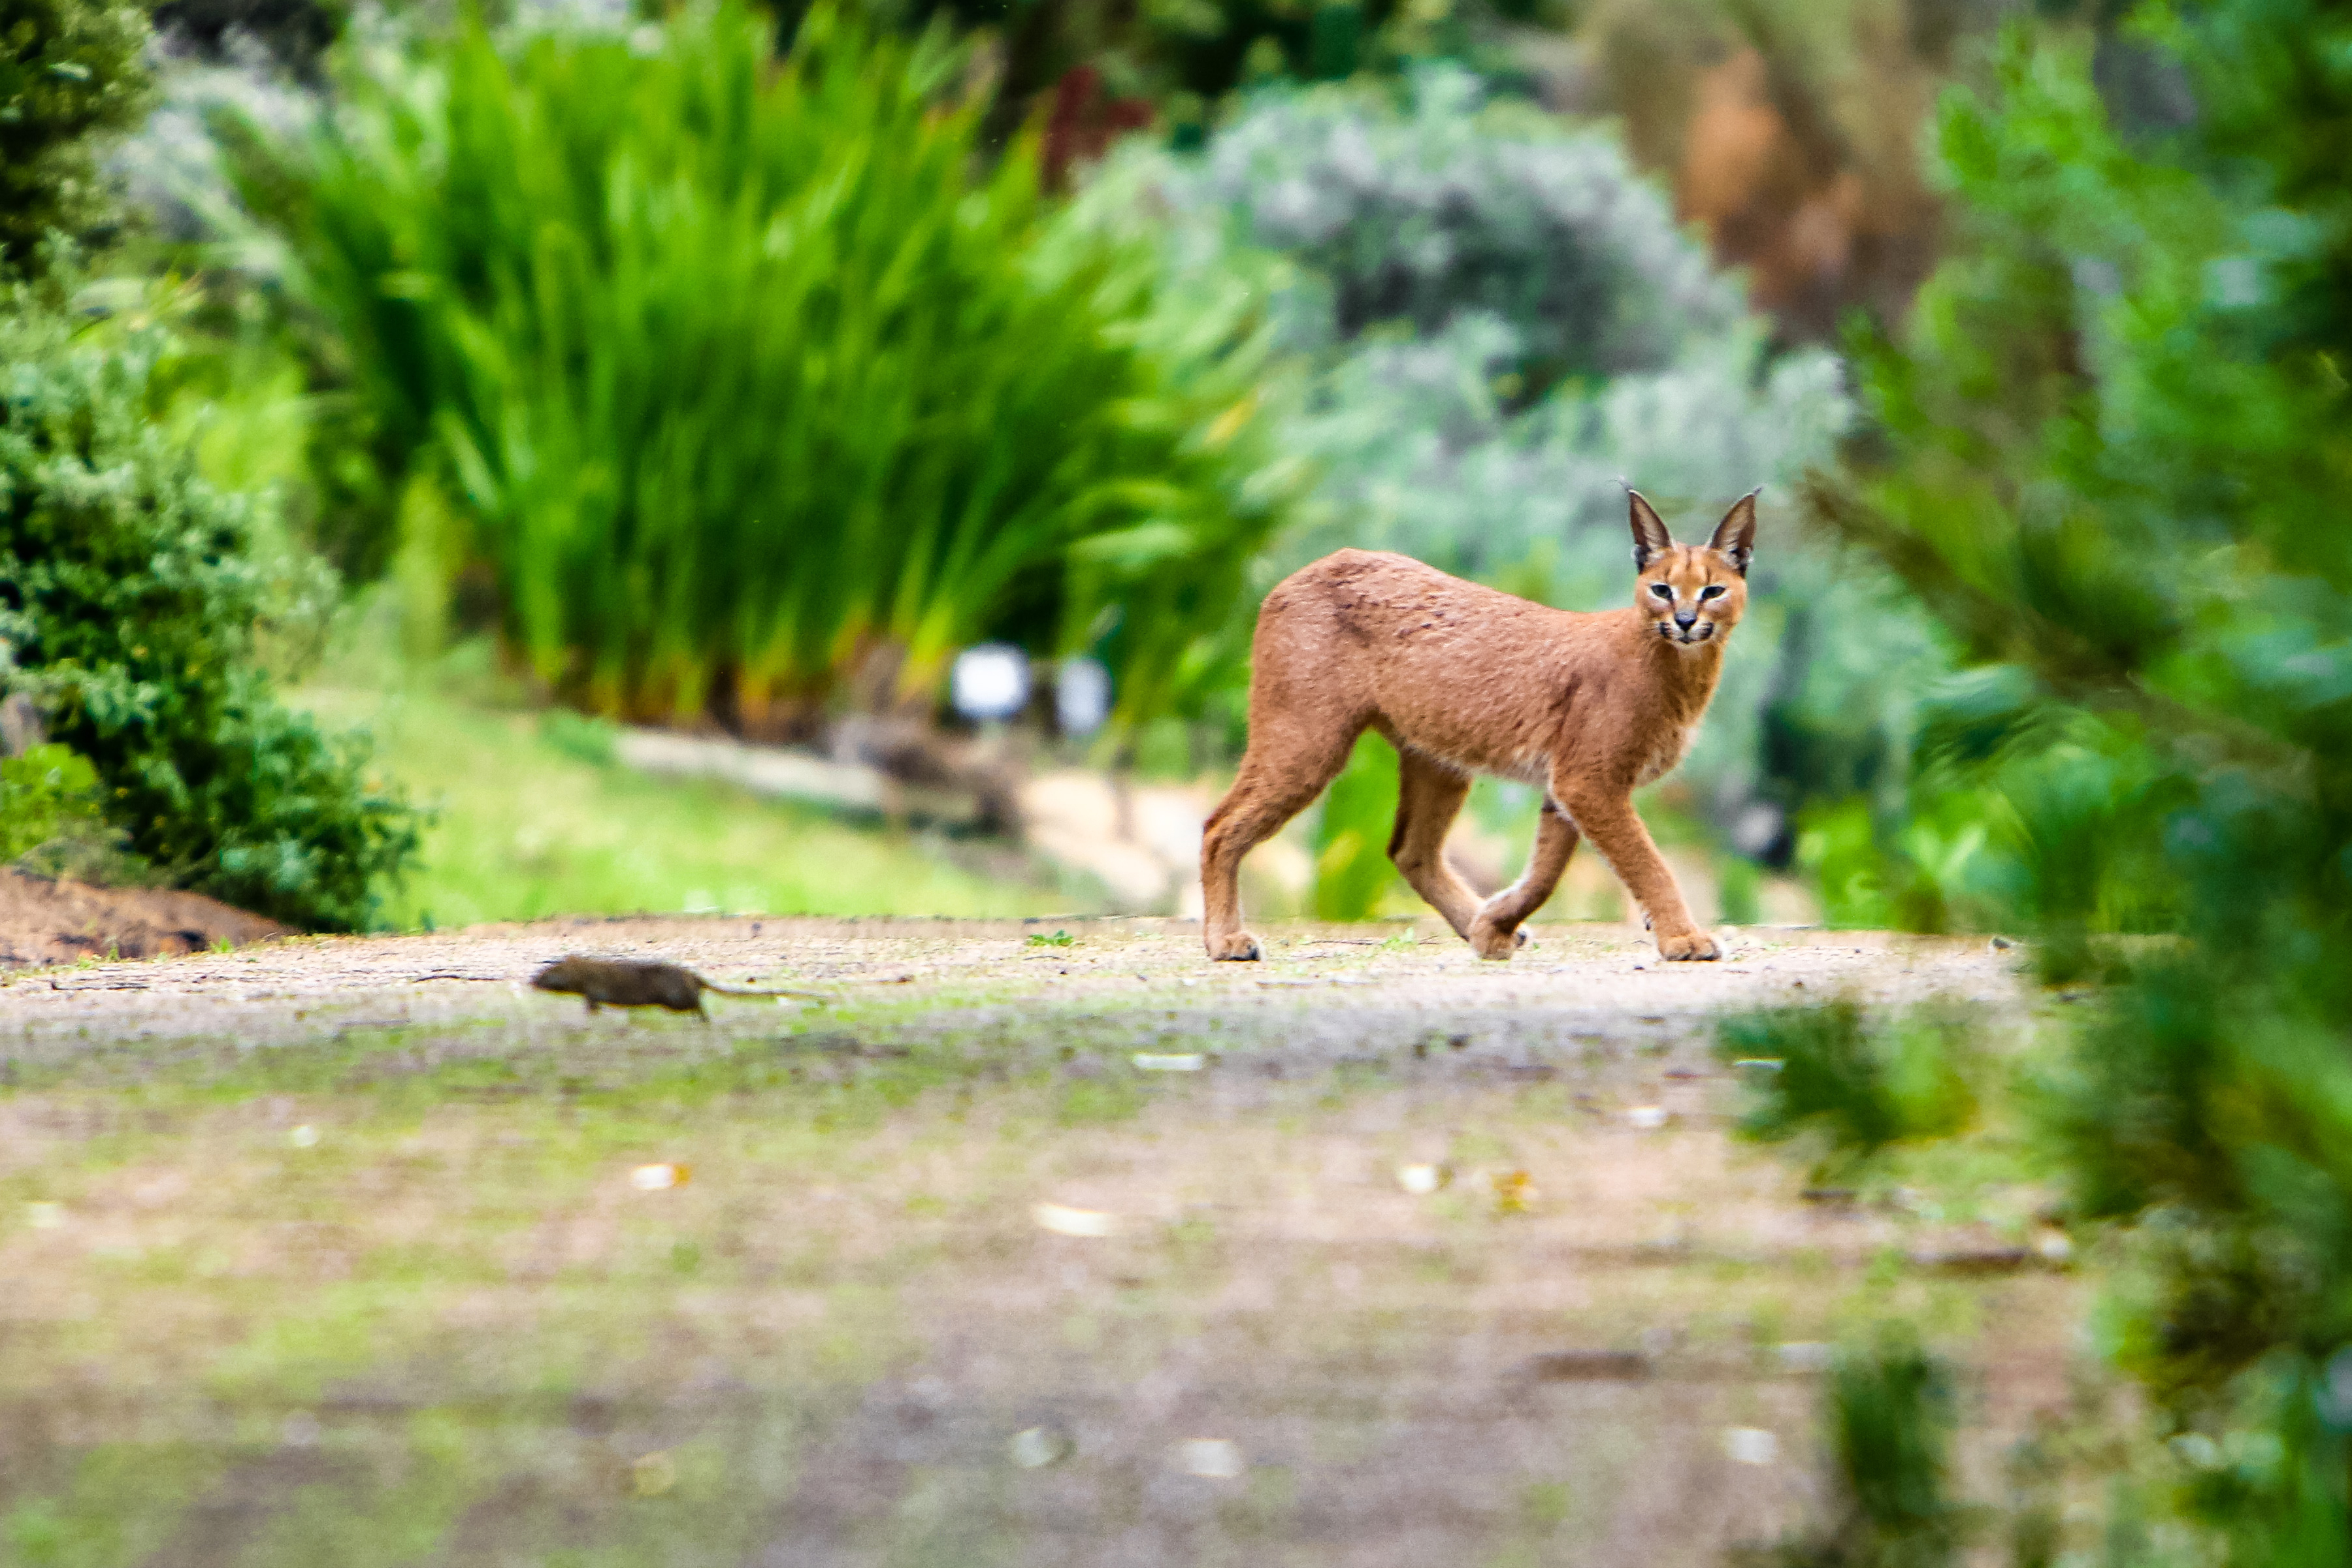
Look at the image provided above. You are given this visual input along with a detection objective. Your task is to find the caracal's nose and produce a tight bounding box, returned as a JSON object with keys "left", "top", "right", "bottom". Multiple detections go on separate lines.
{"left": 1673, "top": 608, "right": 1697, "bottom": 630}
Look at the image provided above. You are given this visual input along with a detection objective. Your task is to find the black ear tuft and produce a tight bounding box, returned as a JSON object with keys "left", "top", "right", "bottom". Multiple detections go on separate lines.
{"left": 1708, "top": 489, "right": 1759, "bottom": 576}
{"left": 1627, "top": 489, "right": 1674, "bottom": 572}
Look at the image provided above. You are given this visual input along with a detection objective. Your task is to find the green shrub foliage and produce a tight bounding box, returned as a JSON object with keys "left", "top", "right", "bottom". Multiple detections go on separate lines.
{"left": 0, "top": 742, "right": 104, "bottom": 862}
{"left": 227, "top": 2, "right": 1286, "bottom": 737}
{"left": 1716, "top": 1001, "right": 1976, "bottom": 1180}
{"left": 1818, "top": 2, "right": 2352, "bottom": 1554}
{"left": 0, "top": 291, "right": 418, "bottom": 930}
{"left": 0, "top": 0, "right": 152, "bottom": 270}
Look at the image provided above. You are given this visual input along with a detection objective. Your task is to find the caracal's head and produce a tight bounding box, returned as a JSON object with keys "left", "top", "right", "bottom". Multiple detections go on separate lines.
{"left": 1627, "top": 489, "right": 1758, "bottom": 649}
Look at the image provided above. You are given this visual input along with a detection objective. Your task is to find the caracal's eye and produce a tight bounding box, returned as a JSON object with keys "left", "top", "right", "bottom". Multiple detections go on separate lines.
{"left": 1648, "top": 583, "right": 1674, "bottom": 602}
{"left": 1699, "top": 584, "right": 1727, "bottom": 602}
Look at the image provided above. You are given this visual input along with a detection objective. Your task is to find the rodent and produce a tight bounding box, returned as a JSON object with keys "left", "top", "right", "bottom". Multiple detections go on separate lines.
{"left": 530, "top": 956, "right": 825, "bottom": 1016}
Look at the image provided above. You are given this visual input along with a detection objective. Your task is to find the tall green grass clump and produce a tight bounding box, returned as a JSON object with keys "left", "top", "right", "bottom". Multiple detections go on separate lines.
{"left": 229, "top": 2, "right": 1282, "bottom": 734}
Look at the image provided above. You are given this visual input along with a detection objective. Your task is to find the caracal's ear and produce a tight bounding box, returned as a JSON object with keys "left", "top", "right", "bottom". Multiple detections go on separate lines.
{"left": 1708, "top": 489, "right": 1759, "bottom": 576}
{"left": 1628, "top": 489, "right": 1674, "bottom": 572}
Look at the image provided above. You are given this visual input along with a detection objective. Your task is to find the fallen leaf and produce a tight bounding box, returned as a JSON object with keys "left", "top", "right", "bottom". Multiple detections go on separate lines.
{"left": 1489, "top": 1170, "right": 1537, "bottom": 1213}
{"left": 630, "top": 1451, "right": 678, "bottom": 1497}
{"left": 1526, "top": 1349, "right": 1648, "bottom": 1382}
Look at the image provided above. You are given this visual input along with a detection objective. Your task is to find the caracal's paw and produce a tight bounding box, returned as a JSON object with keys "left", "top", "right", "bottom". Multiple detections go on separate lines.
{"left": 1207, "top": 930, "right": 1264, "bottom": 962}
{"left": 1656, "top": 928, "right": 1721, "bottom": 962}
{"left": 1468, "top": 915, "right": 1530, "bottom": 961}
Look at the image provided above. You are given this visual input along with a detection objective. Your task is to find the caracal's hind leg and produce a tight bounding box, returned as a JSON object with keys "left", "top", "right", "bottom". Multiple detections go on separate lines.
{"left": 1469, "top": 800, "right": 1580, "bottom": 959}
{"left": 1201, "top": 720, "right": 1362, "bottom": 960}
{"left": 1387, "top": 750, "right": 1482, "bottom": 945}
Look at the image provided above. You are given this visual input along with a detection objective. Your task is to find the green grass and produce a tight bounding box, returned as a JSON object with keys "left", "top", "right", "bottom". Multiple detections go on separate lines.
{"left": 294, "top": 681, "right": 1077, "bottom": 930}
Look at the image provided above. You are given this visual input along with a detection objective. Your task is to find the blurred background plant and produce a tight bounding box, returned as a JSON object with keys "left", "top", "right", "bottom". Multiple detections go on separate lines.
{"left": 214, "top": 2, "right": 1289, "bottom": 740}
{"left": 1742, "top": 1330, "right": 1968, "bottom": 1568}
{"left": 0, "top": 272, "right": 418, "bottom": 929}
{"left": 1746, "top": 0, "right": 2352, "bottom": 1554}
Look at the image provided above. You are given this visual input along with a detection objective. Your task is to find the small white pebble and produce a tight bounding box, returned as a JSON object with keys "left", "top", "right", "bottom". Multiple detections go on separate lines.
{"left": 1009, "top": 1426, "right": 1069, "bottom": 1469}
{"left": 1132, "top": 1053, "right": 1204, "bottom": 1071}
{"left": 630, "top": 1163, "right": 686, "bottom": 1192}
{"left": 1032, "top": 1202, "right": 1117, "bottom": 1237}
{"left": 1625, "top": 1106, "right": 1670, "bottom": 1130}
{"left": 1177, "top": 1438, "right": 1245, "bottom": 1479}
{"left": 1776, "top": 1342, "right": 1834, "bottom": 1373}
{"left": 288, "top": 1124, "right": 319, "bottom": 1149}
{"left": 1396, "top": 1163, "right": 1448, "bottom": 1195}
{"left": 1723, "top": 1427, "right": 1779, "bottom": 1465}
{"left": 2034, "top": 1228, "right": 2074, "bottom": 1263}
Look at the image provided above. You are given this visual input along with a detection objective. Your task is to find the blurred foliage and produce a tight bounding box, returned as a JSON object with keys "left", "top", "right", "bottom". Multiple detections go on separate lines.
{"left": 813, "top": 0, "right": 1565, "bottom": 150}
{"left": 0, "top": 742, "right": 105, "bottom": 863}
{"left": 1309, "top": 730, "right": 1401, "bottom": 920}
{"left": 152, "top": 0, "right": 347, "bottom": 76}
{"left": 1567, "top": 0, "right": 1984, "bottom": 343}
{"left": 1718, "top": 1000, "right": 1976, "bottom": 1180}
{"left": 0, "top": 0, "right": 152, "bottom": 273}
{"left": 1808, "top": 0, "right": 2352, "bottom": 1555}
{"left": 1749, "top": 1331, "right": 1967, "bottom": 1568}
{"left": 225, "top": 2, "right": 1289, "bottom": 737}
{"left": 0, "top": 281, "right": 419, "bottom": 929}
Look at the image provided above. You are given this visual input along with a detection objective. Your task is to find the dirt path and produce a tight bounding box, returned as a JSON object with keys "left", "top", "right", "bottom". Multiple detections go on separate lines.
{"left": 0, "top": 918, "right": 2072, "bottom": 1567}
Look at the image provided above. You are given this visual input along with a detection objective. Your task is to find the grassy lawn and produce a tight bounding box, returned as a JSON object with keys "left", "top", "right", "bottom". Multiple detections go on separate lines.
{"left": 295, "top": 678, "right": 1086, "bottom": 932}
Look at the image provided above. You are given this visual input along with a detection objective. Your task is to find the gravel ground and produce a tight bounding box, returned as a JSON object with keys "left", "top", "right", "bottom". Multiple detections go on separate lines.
{"left": 0, "top": 917, "right": 2078, "bottom": 1567}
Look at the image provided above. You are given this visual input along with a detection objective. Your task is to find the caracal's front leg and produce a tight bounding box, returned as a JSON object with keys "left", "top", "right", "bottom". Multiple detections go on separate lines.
{"left": 1467, "top": 802, "right": 1579, "bottom": 959}
{"left": 1552, "top": 779, "right": 1719, "bottom": 961}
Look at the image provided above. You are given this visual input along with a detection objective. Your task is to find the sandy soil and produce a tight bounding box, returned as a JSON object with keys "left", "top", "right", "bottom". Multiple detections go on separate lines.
{"left": 0, "top": 917, "right": 2080, "bottom": 1567}
{"left": 0, "top": 868, "right": 291, "bottom": 967}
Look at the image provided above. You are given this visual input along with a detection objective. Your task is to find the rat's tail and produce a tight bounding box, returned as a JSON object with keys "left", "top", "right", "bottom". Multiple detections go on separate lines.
{"left": 703, "top": 983, "right": 832, "bottom": 1003}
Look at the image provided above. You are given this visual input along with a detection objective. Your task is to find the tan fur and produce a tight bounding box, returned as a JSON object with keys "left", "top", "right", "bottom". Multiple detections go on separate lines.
{"left": 1201, "top": 491, "right": 1759, "bottom": 963}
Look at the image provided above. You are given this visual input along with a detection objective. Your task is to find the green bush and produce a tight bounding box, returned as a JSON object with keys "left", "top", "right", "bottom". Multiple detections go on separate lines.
{"left": 0, "top": 742, "right": 103, "bottom": 862}
{"left": 1716, "top": 1001, "right": 1976, "bottom": 1180}
{"left": 0, "top": 0, "right": 151, "bottom": 272}
{"left": 227, "top": 1, "right": 1286, "bottom": 737}
{"left": 1752, "top": 1332, "right": 1965, "bottom": 1568}
{"left": 0, "top": 287, "right": 419, "bottom": 930}
{"left": 1812, "top": 3, "right": 2352, "bottom": 1556}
